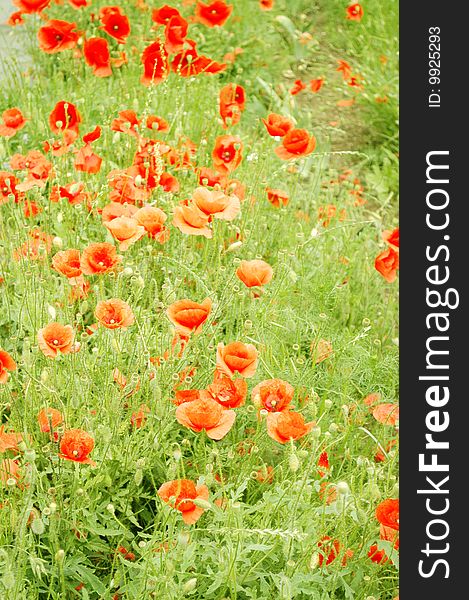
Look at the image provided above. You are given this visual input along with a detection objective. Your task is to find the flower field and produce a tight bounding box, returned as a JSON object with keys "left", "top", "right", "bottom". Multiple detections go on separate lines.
{"left": 0, "top": 0, "right": 399, "bottom": 598}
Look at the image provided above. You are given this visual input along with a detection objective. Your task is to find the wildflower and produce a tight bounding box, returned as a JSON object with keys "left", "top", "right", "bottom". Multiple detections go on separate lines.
{"left": 216, "top": 341, "right": 258, "bottom": 378}
{"left": 176, "top": 397, "right": 236, "bottom": 440}
{"left": 252, "top": 379, "right": 293, "bottom": 412}
{"left": 134, "top": 206, "right": 169, "bottom": 242}
{"left": 262, "top": 113, "right": 294, "bottom": 137}
{"left": 152, "top": 5, "right": 181, "bottom": 27}
{"left": 219, "top": 83, "right": 245, "bottom": 128}
{"left": 236, "top": 259, "right": 273, "bottom": 288}
{"left": 368, "top": 544, "right": 389, "bottom": 564}
{"left": 130, "top": 404, "right": 150, "bottom": 428}
{"left": 317, "top": 536, "right": 353, "bottom": 566}
{"left": 95, "top": 299, "right": 134, "bottom": 329}
{"left": 0, "top": 459, "right": 21, "bottom": 486}
{"left": 0, "top": 350, "right": 17, "bottom": 384}
{"left": 290, "top": 79, "right": 306, "bottom": 95}
{"left": 382, "top": 227, "right": 399, "bottom": 250}
{"left": 195, "top": 1, "right": 233, "bottom": 28}
{"left": 38, "top": 20, "right": 79, "bottom": 54}
{"left": 164, "top": 14, "right": 188, "bottom": 54}
{"left": 375, "top": 247, "right": 399, "bottom": 282}
{"left": 37, "top": 408, "right": 63, "bottom": 436}
{"left": 141, "top": 40, "right": 169, "bottom": 86}
{"left": 80, "top": 242, "right": 121, "bottom": 275}
{"left": 191, "top": 186, "right": 240, "bottom": 220}
{"left": 0, "top": 426, "right": 22, "bottom": 452}
{"left": 206, "top": 371, "right": 247, "bottom": 408}
{"left": 84, "top": 37, "right": 112, "bottom": 77}
{"left": 146, "top": 115, "right": 169, "bottom": 132}
{"left": 310, "top": 78, "right": 324, "bottom": 93}
{"left": 59, "top": 429, "right": 96, "bottom": 466}
{"left": 38, "top": 323, "right": 75, "bottom": 358}
{"left": 275, "top": 129, "right": 316, "bottom": 160}
{"left": 167, "top": 298, "right": 212, "bottom": 336}
{"left": 51, "top": 249, "right": 83, "bottom": 284}
{"left": 104, "top": 216, "right": 145, "bottom": 251}
{"left": 158, "top": 479, "right": 209, "bottom": 524}
{"left": 99, "top": 6, "right": 131, "bottom": 44}
{"left": 212, "top": 135, "right": 243, "bottom": 174}
{"left": 49, "top": 101, "right": 81, "bottom": 139}
{"left": 266, "top": 410, "right": 314, "bottom": 443}
{"left": 0, "top": 108, "right": 27, "bottom": 138}
{"left": 346, "top": 3, "right": 364, "bottom": 21}
{"left": 373, "top": 403, "right": 399, "bottom": 426}
{"left": 173, "top": 201, "right": 212, "bottom": 238}
{"left": 266, "top": 187, "right": 289, "bottom": 208}
{"left": 12, "top": 0, "right": 50, "bottom": 13}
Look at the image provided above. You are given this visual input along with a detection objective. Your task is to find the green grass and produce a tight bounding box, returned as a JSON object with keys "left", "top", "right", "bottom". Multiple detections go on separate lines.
{"left": 0, "top": 1, "right": 398, "bottom": 598}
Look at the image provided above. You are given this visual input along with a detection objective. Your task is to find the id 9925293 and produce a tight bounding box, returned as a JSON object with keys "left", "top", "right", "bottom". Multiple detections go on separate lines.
{"left": 428, "top": 26, "right": 441, "bottom": 108}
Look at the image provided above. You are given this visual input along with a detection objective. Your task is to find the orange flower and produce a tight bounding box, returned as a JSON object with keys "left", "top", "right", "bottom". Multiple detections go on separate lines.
{"left": 38, "top": 323, "right": 75, "bottom": 358}
{"left": 266, "top": 187, "right": 289, "bottom": 208}
{"left": 206, "top": 371, "right": 247, "bottom": 408}
{"left": 375, "top": 247, "right": 399, "bottom": 283}
{"left": 130, "top": 404, "right": 150, "bottom": 428}
{"left": 111, "top": 110, "right": 141, "bottom": 136}
{"left": 216, "top": 341, "right": 258, "bottom": 378}
{"left": 95, "top": 299, "right": 134, "bottom": 330}
{"left": 59, "top": 429, "right": 96, "bottom": 466}
{"left": 104, "top": 216, "right": 145, "bottom": 251}
{"left": 164, "top": 14, "right": 188, "bottom": 54}
{"left": 0, "top": 459, "right": 21, "bottom": 486}
{"left": 167, "top": 298, "right": 212, "bottom": 336}
{"left": 317, "top": 536, "right": 353, "bottom": 566}
{"left": 176, "top": 397, "right": 236, "bottom": 440}
{"left": 83, "top": 37, "right": 112, "bottom": 78}
{"left": 173, "top": 201, "right": 212, "bottom": 238}
{"left": 80, "top": 242, "right": 121, "bottom": 275}
{"left": 51, "top": 249, "right": 83, "bottom": 284}
{"left": 310, "top": 77, "right": 324, "bottom": 93}
{"left": 0, "top": 426, "right": 22, "bottom": 452}
{"left": 195, "top": 0, "right": 233, "bottom": 27}
{"left": 266, "top": 411, "right": 314, "bottom": 443}
{"left": 141, "top": 40, "right": 169, "bottom": 86}
{"left": 146, "top": 115, "right": 169, "bottom": 132}
{"left": 262, "top": 113, "right": 294, "bottom": 137}
{"left": 376, "top": 498, "right": 399, "bottom": 531}
{"left": 275, "top": 129, "right": 316, "bottom": 160}
{"left": 99, "top": 6, "right": 130, "bottom": 44}
{"left": 102, "top": 202, "right": 138, "bottom": 224}
{"left": 346, "top": 3, "right": 364, "bottom": 21}
{"left": 382, "top": 227, "right": 399, "bottom": 250}
{"left": 290, "top": 79, "right": 306, "bottom": 95}
{"left": 38, "top": 20, "right": 79, "bottom": 54}
{"left": 372, "top": 403, "right": 399, "bottom": 426}
{"left": 0, "top": 108, "right": 26, "bottom": 138}
{"left": 37, "top": 408, "right": 63, "bottom": 433}
{"left": 49, "top": 101, "right": 81, "bottom": 138}
{"left": 133, "top": 206, "right": 169, "bottom": 243}
{"left": 236, "top": 259, "right": 273, "bottom": 288}
{"left": 0, "top": 350, "right": 16, "bottom": 384}
{"left": 74, "top": 144, "right": 102, "bottom": 174}
{"left": 191, "top": 186, "right": 240, "bottom": 220}
{"left": 219, "top": 83, "right": 245, "bottom": 127}
{"left": 212, "top": 135, "right": 243, "bottom": 174}
{"left": 259, "top": 0, "right": 274, "bottom": 10}
{"left": 158, "top": 479, "right": 209, "bottom": 524}
{"left": 252, "top": 379, "right": 293, "bottom": 412}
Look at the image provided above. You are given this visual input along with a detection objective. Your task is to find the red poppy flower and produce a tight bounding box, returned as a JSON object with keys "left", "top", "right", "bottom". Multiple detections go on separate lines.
{"left": 216, "top": 341, "right": 258, "bottom": 378}
{"left": 75, "top": 144, "right": 103, "bottom": 174}
{"left": 111, "top": 110, "right": 140, "bottom": 136}
{"left": 38, "top": 20, "right": 79, "bottom": 54}
{"left": 80, "top": 242, "right": 121, "bottom": 275}
{"left": 95, "top": 298, "right": 134, "bottom": 329}
{"left": 146, "top": 115, "right": 169, "bottom": 132}
{"left": 236, "top": 259, "right": 273, "bottom": 288}
{"left": 13, "top": 0, "right": 51, "bottom": 14}
{"left": 176, "top": 397, "right": 236, "bottom": 440}
{"left": 317, "top": 536, "right": 353, "bottom": 566}
{"left": 266, "top": 187, "right": 289, "bottom": 208}
{"left": 382, "top": 227, "right": 399, "bottom": 250}
{"left": 141, "top": 40, "right": 169, "bottom": 86}
{"left": 152, "top": 5, "right": 181, "bottom": 26}
{"left": 167, "top": 298, "right": 212, "bottom": 336}
{"left": 0, "top": 426, "right": 22, "bottom": 452}
{"left": 346, "top": 3, "right": 364, "bottom": 21}
{"left": 49, "top": 101, "right": 81, "bottom": 138}
{"left": 259, "top": 0, "right": 274, "bottom": 9}
{"left": 84, "top": 37, "right": 112, "bottom": 77}
{"left": 158, "top": 479, "right": 209, "bottom": 524}
{"left": 0, "top": 349, "right": 16, "bottom": 384}
{"left": 206, "top": 371, "right": 247, "bottom": 408}
{"left": 262, "top": 113, "right": 295, "bottom": 137}
{"left": 212, "top": 135, "right": 243, "bottom": 174}
{"left": 375, "top": 247, "right": 399, "bottom": 282}
{"left": 51, "top": 249, "right": 83, "bottom": 283}
{"left": 290, "top": 79, "right": 306, "bottom": 95}
{"left": 164, "top": 14, "right": 188, "bottom": 54}
{"left": 275, "top": 129, "right": 316, "bottom": 160}
{"left": 266, "top": 411, "right": 314, "bottom": 443}
{"left": 134, "top": 206, "right": 169, "bottom": 242}
{"left": 252, "top": 379, "right": 293, "bottom": 412}
{"left": 376, "top": 499, "right": 399, "bottom": 531}
{"left": 0, "top": 108, "right": 27, "bottom": 138}
{"left": 219, "top": 83, "right": 245, "bottom": 128}
{"left": 373, "top": 403, "right": 399, "bottom": 426}
{"left": 336, "top": 60, "right": 352, "bottom": 80}
{"left": 38, "top": 323, "right": 75, "bottom": 358}
{"left": 37, "top": 408, "right": 63, "bottom": 434}
{"left": 7, "top": 11, "right": 25, "bottom": 26}
{"left": 317, "top": 451, "right": 329, "bottom": 477}
{"left": 368, "top": 544, "right": 389, "bottom": 564}
{"left": 59, "top": 429, "right": 96, "bottom": 466}
{"left": 99, "top": 6, "right": 131, "bottom": 44}
{"left": 195, "top": 0, "right": 233, "bottom": 27}
{"left": 310, "top": 78, "right": 324, "bottom": 93}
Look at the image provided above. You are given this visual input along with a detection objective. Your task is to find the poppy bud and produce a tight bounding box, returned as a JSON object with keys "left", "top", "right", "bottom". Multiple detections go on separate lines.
{"left": 193, "top": 498, "right": 211, "bottom": 510}
{"left": 55, "top": 549, "right": 65, "bottom": 562}
{"left": 134, "top": 469, "right": 143, "bottom": 486}
{"left": 336, "top": 481, "right": 350, "bottom": 496}
{"left": 24, "top": 448, "right": 36, "bottom": 462}
{"left": 288, "top": 452, "right": 300, "bottom": 473}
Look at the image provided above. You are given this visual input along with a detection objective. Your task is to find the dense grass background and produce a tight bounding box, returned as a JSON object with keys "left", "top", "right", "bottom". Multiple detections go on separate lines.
{"left": 0, "top": 0, "right": 398, "bottom": 598}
